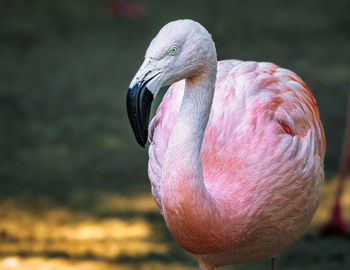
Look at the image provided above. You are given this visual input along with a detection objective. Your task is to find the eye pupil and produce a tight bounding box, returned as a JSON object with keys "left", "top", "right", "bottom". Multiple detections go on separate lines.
{"left": 170, "top": 46, "right": 177, "bottom": 55}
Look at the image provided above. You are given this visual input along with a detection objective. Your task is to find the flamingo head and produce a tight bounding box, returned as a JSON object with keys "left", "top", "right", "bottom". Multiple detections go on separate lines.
{"left": 127, "top": 19, "right": 216, "bottom": 147}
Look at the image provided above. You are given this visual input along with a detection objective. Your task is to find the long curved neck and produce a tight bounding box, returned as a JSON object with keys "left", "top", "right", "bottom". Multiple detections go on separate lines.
{"left": 168, "top": 67, "right": 216, "bottom": 167}
{"left": 161, "top": 60, "right": 231, "bottom": 254}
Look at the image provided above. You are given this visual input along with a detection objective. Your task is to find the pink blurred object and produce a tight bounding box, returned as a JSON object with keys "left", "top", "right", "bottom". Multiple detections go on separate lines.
{"left": 320, "top": 93, "right": 350, "bottom": 237}
{"left": 107, "top": 0, "right": 145, "bottom": 17}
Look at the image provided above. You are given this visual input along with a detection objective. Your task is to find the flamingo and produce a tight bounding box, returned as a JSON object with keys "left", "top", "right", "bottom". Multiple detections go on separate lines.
{"left": 320, "top": 93, "right": 350, "bottom": 237}
{"left": 126, "top": 19, "right": 326, "bottom": 269}
{"left": 107, "top": 0, "right": 145, "bottom": 17}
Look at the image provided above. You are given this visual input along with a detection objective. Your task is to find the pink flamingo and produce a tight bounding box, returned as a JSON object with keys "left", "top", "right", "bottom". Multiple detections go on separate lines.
{"left": 320, "top": 93, "right": 349, "bottom": 237}
{"left": 126, "top": 20, "right": 326, "bottom": 269}
{"left": 107, "top": 0, "right": 144, "bottom": 17}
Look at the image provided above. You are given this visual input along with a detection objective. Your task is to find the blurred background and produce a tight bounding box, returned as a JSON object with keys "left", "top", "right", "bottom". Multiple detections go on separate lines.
{"left": 0, "top": 0, "right": 349, "bottom": 269}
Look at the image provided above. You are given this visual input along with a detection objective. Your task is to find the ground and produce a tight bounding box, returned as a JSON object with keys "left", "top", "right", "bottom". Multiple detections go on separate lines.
{"left": 0, "top": 178, "right": 349, "bottom": 270}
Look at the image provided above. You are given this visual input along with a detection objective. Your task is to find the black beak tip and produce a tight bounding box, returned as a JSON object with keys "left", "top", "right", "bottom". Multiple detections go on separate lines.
{"left": 126, "top": 83, "right": 154, "bottom": 148}
{"left": 135, "top": 132, "right": 147, "bottom": 148}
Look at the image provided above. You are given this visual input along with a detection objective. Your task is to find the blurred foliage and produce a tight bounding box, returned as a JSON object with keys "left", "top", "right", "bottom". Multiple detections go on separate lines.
{"left": 0, "top": 0, "right": 349, "bottom": 199}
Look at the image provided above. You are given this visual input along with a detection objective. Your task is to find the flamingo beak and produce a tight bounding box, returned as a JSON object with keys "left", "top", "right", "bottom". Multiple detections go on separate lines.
{"left": 127, "top": 60, "right": 163, "bottom": 147}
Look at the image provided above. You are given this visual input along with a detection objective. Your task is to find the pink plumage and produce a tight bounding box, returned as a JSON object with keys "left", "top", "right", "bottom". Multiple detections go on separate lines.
{"left": 148, "top": 60, "right": 325, "bottom": 267}
{"left": 127, "top": 20, "right": 325, "bottom": 270}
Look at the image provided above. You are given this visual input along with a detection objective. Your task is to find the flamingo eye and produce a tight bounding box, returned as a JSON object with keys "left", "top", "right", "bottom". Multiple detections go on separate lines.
{"left": 169, "top": 46, "right": 178, "bottom": 55}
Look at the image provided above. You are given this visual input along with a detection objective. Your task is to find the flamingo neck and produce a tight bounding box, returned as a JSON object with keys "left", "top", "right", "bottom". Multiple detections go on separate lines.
{"left": 161, "top": 60, "right": 232, "bottom": 254}
{"left": 168, "top": 66, "right": 216, "bottom": 162}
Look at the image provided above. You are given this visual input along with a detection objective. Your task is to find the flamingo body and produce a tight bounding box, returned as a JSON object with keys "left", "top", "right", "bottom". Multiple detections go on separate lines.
{"left": 126, "top": 20, "right": 325, "bottom": 269}
{"left": 148, "top": 60, "right": 325, "bottom": 266}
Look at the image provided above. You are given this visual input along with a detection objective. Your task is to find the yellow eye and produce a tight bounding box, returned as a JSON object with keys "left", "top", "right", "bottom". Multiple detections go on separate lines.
{"left": 169, "top": 46, "right": 178, "bottom": 55}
